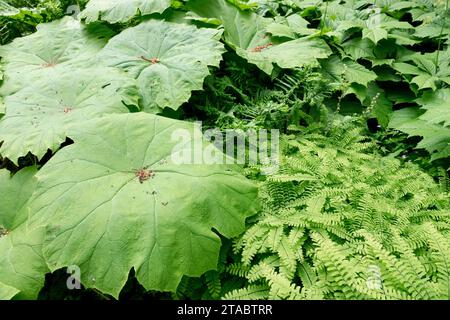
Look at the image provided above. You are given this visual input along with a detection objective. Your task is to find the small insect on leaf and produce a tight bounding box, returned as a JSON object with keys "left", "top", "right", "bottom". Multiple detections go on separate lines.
{"left": 63, "top": 107, "right": 73, "bottom": 114}
{"left": 135, "top": 168, "right": 155, "bottom": 184}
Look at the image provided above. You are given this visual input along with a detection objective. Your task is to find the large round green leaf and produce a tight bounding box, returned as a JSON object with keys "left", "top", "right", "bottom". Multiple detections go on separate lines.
{"left": 80, "top": 0, "right": 172, "bottom": 24}
{"left": 389, "top": 108, "right": 450, "bottom": 161}
{"left": 0, "top": 96, "right": 4, "bottom": 116}
{"left": 0, "top": 17, "right": 114, "bottom": 95}
{"left": 29, "top": 113, "right": 259, "bottom": 298}
{"left": 0, "top": 67, "right": 138, "bottom": 165}
{"left": 97, "top": 20, "right": 225, "bottom": 113}
{"left": 0, "top": 167, "right": 48, "bottom": 300}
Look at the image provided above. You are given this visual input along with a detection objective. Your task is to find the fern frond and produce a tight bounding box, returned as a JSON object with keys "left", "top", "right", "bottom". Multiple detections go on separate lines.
{"left": 223, "top": 285, "right": 270, "bottom": 300}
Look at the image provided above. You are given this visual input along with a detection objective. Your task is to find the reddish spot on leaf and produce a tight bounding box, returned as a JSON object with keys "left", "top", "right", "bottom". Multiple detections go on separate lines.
{"left": 135, "top": 168, "right": 155, "bottom": 184}
{"left": 140, "top": 56, "right": 160, "bottom": 64}
{"left": 41, "top": 62, "right": 57, "bottom": 68}
{"left": 249, "top": 42, "right": 273, "bottom": 52}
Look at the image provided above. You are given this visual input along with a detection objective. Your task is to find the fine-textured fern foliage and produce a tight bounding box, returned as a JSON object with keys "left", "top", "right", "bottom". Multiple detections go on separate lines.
{"left": 221, "top": 118, "right": 450, "bottom": 300}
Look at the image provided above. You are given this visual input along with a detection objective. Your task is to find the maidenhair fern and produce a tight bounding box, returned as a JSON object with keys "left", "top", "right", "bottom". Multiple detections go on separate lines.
{"left": 222, "top": 118, "right": 450, "bottom": 300}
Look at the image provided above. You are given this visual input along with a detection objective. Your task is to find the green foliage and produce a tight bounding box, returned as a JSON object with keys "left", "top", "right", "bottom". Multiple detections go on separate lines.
{"left": 0, "top": 281, "right": 19, "bottom": 300}
{"left": 0, "top": 16, "right": 114, "bottom": 96}
{"left": 222, "top": 119, "right": 450, "bottom": 300}
{"left": 0, "top": 0, "right": 83, "bottom": 45}
{"left": 317, "top": 0, "right": 449, "bottom": 165}
{"left": 185, "top": 0, "right": 450, "bottom": 165}
{"left": 0, "top": 113, "right": 258, "bottom": 299}
{"left": 0, "top": 67, "right": 139, "bottom": 163}
{"left": 0, "top": 167, "right": 48, "bottom": 299}
{"left": 79, "top": 0, "right": 172, "bottom": 24}
{"left": 188, "top": 0, "right": 332, "bottom": 75}
{"left": 0, "top": 0, "right": 449, "bottom": 301}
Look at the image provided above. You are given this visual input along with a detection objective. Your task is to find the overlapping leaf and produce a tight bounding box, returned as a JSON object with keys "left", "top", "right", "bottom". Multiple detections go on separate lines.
{"left": 321, "top": 55, "right": 377, "bottom": 88}
{"left": 188, "top": 0, "right": 270, "bottom": 49}
{"left": 0, "top": 16, "right": 114, "bottom": 95}
{"left": 0, "top": 1, "right": 19, "bottom": 16}
{"left": 97, "top": 20, "right": 225, "bottom": 113}
{"left": 324, "top": 1, "right": 413, "bottom": 44}
{"left": 342, "top": 38, "right": 376, "bottom": 60}
{"left": 413, "top": 10, "right": 450, "bottom": 40}
{"left": 80, "top": 0, "right": 172, "bottom": 24}
{"left": 28, "top": 113, "right": 259, "bottom": 298}
{"left": 0, "top": 167, "right": 48, "bottom": 300}
{"left": 189, "top": 0, "right": 331, "bottom": 75}
{"left": 389, "top": 88, "right": 450, "bottom": 163}
{"left": 266, "top": 14, "right": 315, "bottom": 39}
{"left": 0, "top": 67, "right": 138, "bottom": 164}
{"left": 0, "top": 96, "right": 4, "bottom": 116}
{"left": 393, "top": 50, "right": 450, "bottom": 90}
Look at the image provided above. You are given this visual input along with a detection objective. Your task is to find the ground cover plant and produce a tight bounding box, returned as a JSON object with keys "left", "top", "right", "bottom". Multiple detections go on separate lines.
{"left": 0, "top": 0, "right": 449, "bottom": 300}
